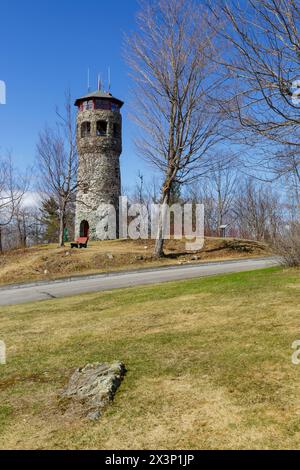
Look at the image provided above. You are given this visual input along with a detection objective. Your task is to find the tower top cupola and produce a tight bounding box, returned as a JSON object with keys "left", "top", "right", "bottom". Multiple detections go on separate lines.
{"left": 75, "top": 90, "right": 124, "bottom": 112}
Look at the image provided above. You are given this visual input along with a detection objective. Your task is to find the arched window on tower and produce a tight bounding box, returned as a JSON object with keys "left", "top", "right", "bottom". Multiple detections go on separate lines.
{"left": 96, "top": 120, "right": 107, "bottom": 136}
{"left": 81, "top": 121, "right": 91, "bottom": 138}
{"left": 82, "top": 100, "right": 93, "bottom": 111}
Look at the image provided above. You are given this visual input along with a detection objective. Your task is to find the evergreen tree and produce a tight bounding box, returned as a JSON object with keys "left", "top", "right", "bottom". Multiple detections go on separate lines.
{"left": 39, "top": 197, "right": 60, "bottom": 243}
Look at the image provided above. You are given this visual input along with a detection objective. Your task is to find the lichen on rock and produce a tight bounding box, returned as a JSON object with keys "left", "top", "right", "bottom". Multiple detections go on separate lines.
{"left": 60, "top": 361, "right": 126, "bottom": 420}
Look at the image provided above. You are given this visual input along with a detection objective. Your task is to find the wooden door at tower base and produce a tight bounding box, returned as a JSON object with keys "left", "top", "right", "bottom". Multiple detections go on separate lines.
{"left": 80, "top": 220, "right": 89, "bottom": 238}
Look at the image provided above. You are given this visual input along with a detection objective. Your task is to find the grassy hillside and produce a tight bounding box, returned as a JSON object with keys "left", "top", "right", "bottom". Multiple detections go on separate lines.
{"left": 0, "top": 267, "right": 300, "bottom": 449}
{"left": 0, "top": 237, "right": 269, "bottom": 286}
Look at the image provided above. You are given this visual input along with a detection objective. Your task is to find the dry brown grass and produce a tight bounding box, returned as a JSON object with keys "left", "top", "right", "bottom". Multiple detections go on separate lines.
{"left": 0, "top": 237, "right": 269, "bottom": 286}
{"left": 0, "top": 267, "right": 300, "bottom": 449}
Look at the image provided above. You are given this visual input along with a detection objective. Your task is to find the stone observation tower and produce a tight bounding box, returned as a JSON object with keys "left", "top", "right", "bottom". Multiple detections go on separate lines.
{"left": 74, "top": 88, "right": 124, "bottom": 240}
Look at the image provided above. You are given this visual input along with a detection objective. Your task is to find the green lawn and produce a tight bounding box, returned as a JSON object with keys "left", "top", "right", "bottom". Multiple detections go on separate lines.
{"left": 0, "top": 267, "right": 300, "bottom": 449}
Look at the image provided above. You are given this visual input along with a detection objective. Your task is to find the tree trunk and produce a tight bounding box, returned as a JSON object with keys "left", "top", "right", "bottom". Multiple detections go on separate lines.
{"left": 22, "top": 215, "right": 27, "bottom": 248}
{"left": 17, "top": 218, "right": 26, "bottom": 248}
{"left": 0, "top": 227, "right": 2, "bottom": 254}
{"left": 154, "top": 227, "right": 165, "bottom": 258}
{"left": 153, "top": 188, "right": 171, "bottom": 258}
{"left": 21, "top": 232, "right": 27, "bottom": 248}
{"left": 58, "top": 207, "right": 65, "bottom": 247}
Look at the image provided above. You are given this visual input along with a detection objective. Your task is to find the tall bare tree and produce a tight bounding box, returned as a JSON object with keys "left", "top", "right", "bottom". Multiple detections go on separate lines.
{"left": 187, "top": 160, "right": 238, "bottom": 236}
{"left": 126, "top": 0, "right": 228, "bottom": 257}
{"left": 0, "top": 154, "right": 26, "bottom": 252}
{"left": 209, "top": 162, "right": 238, "bottom": 235}
{"left": 36, "top": 93, "right": 78, "bottom": 247}
{"left": 271, "top": 146, "right": 300, "bottom": 214}
{"left": 211, "top": 0, "right": 300, "bottom": 150}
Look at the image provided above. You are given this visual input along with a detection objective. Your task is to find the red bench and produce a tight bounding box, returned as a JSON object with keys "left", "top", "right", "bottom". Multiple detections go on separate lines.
{"left": 71, "top": 236, "right": 89, "bottom": 249}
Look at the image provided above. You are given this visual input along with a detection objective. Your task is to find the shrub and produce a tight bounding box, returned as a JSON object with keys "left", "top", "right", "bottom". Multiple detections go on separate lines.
{"left": 274, "top": 223, "right": 300, "bottom": 267}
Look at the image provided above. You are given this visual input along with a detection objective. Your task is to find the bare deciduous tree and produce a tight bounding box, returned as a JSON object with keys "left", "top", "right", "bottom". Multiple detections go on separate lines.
{"left": 209, "top": 163, "right": 238, "bottom": 235}
{"left": 126, "top": 0, "right": 228, "bottom": 257}
{"left": 274, "top": 222, "right": 300, "bottom": 266}
{"left": 233, "top": 178, "right": 282, "bottom": 241}
{"left": 36, "top": 93, "right": 78, "bottom": 247}
{"left": 187, "top": 160, "right": 238, "bottom": 236}
{"left": 211, "top": 0, "right": 300, "bottom": 149}
{"left": 11, "top": 205, "right": 46, "bottom": 249}
{"left": 14, "top": 207, "right": 30, "bottom": 248}
{"left": 0, "top": 154, "right": 26, "bottom": 253}
{"left": 271, "top": 146, "right": 300, "bottom": 216}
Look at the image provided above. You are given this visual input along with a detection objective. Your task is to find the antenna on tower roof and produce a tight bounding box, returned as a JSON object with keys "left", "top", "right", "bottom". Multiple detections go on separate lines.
{"left": 87, "top": 68, "right": 90, "bottom": 92}
{"left": 108, "top": 66, "right": 111, "bottom": 93}
{"left": 97, "top": 73, "right": 101, "bottom": 91}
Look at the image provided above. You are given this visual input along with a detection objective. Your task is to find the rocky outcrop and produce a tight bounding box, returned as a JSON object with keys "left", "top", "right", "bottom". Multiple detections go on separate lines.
{"left": 60, "top": 361, "right": 126, "bottom": 420}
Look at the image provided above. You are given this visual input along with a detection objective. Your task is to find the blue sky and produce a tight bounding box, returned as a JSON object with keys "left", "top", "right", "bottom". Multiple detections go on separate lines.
{"left": 0, "top": 0, "right": 153, "bottom": 190}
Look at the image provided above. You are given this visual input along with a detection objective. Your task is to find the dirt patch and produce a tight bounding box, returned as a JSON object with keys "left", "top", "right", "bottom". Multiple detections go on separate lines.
{"left": 0, "top": 373, "right": 50, "bottom": 391}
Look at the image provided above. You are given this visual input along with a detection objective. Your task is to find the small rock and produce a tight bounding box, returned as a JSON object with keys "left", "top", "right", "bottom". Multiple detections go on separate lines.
{"left": 107, "top": 253, "right": 114, "bottom": 260}
{"left": 135, "top": 255, "right": 143, "bottom": 260}
{"left": 60, "top": 361, "right": 126, "bottom": 420}
{"left": 44, "top": 269, "right": 48, "bottom": 275}
{"left": 87, "top": 410, "right": 101, "bottom": 421}
{"left": 65, "top": 251, "right": 70, "bottom": 256}
{"left": 191, "top": 255, "right": 198, "bottom": 261}
{"left": 144, "top": 246, "right": 148, "bottom": 250}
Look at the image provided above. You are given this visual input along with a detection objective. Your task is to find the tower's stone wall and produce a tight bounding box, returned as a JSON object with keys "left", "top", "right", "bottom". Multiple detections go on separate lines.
{"left": 75, "top": 108, "right": 122, "bottom": 240}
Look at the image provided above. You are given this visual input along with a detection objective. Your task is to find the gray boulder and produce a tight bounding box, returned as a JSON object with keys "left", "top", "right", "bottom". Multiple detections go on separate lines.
{"left": 61, "top": 361, "right": 126, "bottom": 420}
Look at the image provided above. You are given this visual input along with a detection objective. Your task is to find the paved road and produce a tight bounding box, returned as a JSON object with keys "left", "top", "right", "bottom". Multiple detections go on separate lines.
{"left": 0, "top": 257, "right": 279, "bottom": 306}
